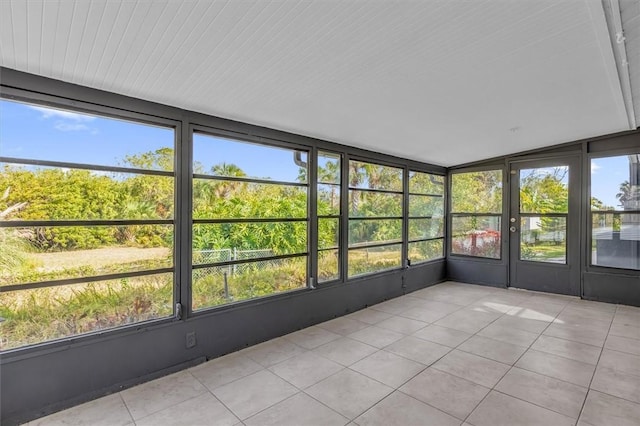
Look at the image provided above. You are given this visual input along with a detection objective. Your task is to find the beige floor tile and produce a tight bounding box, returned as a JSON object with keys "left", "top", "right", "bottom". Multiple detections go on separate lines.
{"left": 135, "top": 393, "right": 239, "bottom": 426}
{"left": 434, "top": 309, "right": 501, "bottom": 334}
{"left": 590, "top": 366, "right": 640, "bottom": 404}
{"left": 505, "top": 304, "right": 562, "bottom": 322}
{"left": 458, "top": 335, "right": 528, "bottom": 365}
{"left": 346, "top": 308, "right": 392, "bottom": 325}
{"left": 555, "top": 309, "right": 613, "bottom": 326}
{"left": 530, "top": 335, "right": 601, "bottom": 365}
{"left": 313, "top": 337, "right": 378, "bottom": 367}
{"left": 30, "top": 394, "right": 132, "bottom": 426}
{"left": 350, "top": 350, "right": 425, "bottom": 388}
{"left": 242, "top": 337, "right": 307, "bottom": 367}
{"left": 374, "top": 316, "right": 428, "bottom": 334}
{"left": 313, "top": 337, "right": 378, "bottom": 366}
{"left": 543, "top": 323, "right": 608, "bottom": 347}
{"left": 347, "top": 325, "right": 404, "bottom": 349}
{"left": 412, "top": 324, "right": 472, "bottom": 347}
{"left": 400, "top": 368, "right": 489, "bottom": 420}
{"left": 598, "top": 348, "right": 640, "bottom": 376}
{"left": 609, "top": 321, "right": 640, "bottom": 340}
{"left": 212, "top": 370, "right": 297, "bottom": 420}
{"left": 269, "top": 351, "right": 343, "bottom": 389}
{"left": 305, "top": 369, "right": 393, "bottom": 420}
{"left": 478, "top": 322, "right": 540, "bottom": 347}
{"left": 580, "top": 390, "right": 640, "bottom": 426}
{"left": 370, "top": 299, "right": 418, "bottom": 315}
{"left": 385, "top": 335, "right": 451, "bottom": 365}
{"left": 244, "top": 393, "right": 348, "bottom": 426}
{"left": 469, "top": 297, "right": 520, "bottom": 314}
{"left": 398, "top": 306, "right": 449, "bottom": 323}
{"left": 284, "top": 326, "right": 342, "bottom": 349}
{"left": 604, "top": 334, "right": 640, "bottom": 356}
{"left": 495, "top": 367, "right": 587, "bottom": 419}
{"left": 189, "top": 352, "right": 263, "bottom": 391}
{"left": 432, "top": 349, "right": 510, "bottom": 388}
{"left": 120, "top": 371, "right": 207, "bottom": 420}
{"left": 493, "top": 313, "right": 552, "bottom": 334}
{"left": 515, "top": 349, "right": 595, "bottom": 387}
{"left": 354, "top": 391, "right": 460, "bottom": 426}
{"left": 318, "top": 317, "right": 370, "bottom": 336}
{"left": 467, "top": 391, "right": 575, "bottom": 426}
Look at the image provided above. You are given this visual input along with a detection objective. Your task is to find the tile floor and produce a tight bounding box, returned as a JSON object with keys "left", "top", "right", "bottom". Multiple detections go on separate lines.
{"left": 27, "top": 281, "right": 640, "bottom": 426}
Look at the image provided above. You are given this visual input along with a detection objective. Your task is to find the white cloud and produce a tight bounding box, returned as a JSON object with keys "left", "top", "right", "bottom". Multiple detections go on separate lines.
{"left": 29, "top": 105, "right": 96, "bottom": 122}
{"left": 591, "top": 162, "right": 601, "bottom": 173}
{"left": 54, "top": 122, "right": 90, "bottom": 132}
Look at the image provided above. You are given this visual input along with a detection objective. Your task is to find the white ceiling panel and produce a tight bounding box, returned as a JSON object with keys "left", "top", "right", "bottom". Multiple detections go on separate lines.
{"left": 0, "top": 0, "right": 634, "bottom": 166}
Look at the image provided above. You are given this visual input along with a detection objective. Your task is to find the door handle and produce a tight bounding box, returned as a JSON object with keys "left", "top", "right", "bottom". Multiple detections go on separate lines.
{"left": 509, "top": 226, "right": 517, "bottom": 233}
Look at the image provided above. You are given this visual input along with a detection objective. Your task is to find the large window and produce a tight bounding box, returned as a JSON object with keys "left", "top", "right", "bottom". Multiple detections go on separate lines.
{"left": 347, "top": 160, "right": 403, "bottom": 276}
{"left": 317, "top": 151, "right": 341, "bottom": 282}
{"left": 0, "top": 99, "right": 176, "bottom": 350}
{"left": 590, "top": 154, "right": 640, "bottom": 270}
{"left": 191, "top": 133, "right": 308, "bottom": 310}
{"left": 450, "top": 170, "right": 502, "bottom": 259}
{"left": 408, "top": 171, "right": 445, "bottom": 263}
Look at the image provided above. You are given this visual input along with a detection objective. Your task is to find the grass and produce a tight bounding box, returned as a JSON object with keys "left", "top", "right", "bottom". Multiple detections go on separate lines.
{"left": 1, "top": 245, "right": 426, "bottom": 350}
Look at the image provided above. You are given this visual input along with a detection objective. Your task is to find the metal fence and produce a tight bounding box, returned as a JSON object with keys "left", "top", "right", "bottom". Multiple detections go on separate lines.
{"left": 192, "top": 248, "right": 278, "bottom": 280}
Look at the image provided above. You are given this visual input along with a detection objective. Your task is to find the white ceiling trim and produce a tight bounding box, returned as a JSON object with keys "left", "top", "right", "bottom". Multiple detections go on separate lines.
{"left": 0, "top": 0, "right": 635, "bottom": 167}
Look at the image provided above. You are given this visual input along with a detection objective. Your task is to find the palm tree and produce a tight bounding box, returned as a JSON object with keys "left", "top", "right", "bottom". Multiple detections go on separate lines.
{"left": 616, "top": 181, "right": 631, "bottom": 208}
{"left": 211, "top": 163, "right": 246, "bottom": 199}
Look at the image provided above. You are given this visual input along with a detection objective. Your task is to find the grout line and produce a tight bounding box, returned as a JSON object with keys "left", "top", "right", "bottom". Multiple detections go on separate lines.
{"left": 117, "top": 393, "right": 136, "bottom": 426}
{"left": 575, "top": 303, "right": 617, "bottom": 423}
{"left": 187, "top": 370, "right": 242, "bottom": 424}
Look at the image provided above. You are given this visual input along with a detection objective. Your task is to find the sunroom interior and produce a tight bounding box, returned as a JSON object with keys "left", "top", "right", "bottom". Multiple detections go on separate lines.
{"left": 1, "top": 1, "right": 640, "bottom": 425}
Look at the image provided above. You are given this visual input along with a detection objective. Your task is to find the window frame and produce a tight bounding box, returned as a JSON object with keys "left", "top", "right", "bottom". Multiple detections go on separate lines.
{"left": 407, "top": 170, "right": 446, "bottom": 265}
{"left": 587, "top": 152, "right": 640, "bottom": 273}
{"left": 189, "top": 126, "right": 312, "bottom": 314}
{"left": 0, "top": 91, "right": 182, "bottom": 352}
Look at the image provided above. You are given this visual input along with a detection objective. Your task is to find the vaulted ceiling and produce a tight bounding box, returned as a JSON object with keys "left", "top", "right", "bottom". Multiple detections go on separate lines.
{"left": 1, "top": 0, "right": 637, "bottom": 166}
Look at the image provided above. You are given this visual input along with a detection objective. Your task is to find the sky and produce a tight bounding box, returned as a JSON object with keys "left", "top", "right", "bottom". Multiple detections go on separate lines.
{"left": 0, "top": 98, "right": 634, "bottom": 207}
{"left": 0, "top": 99, "right": 304, "bottom": 182}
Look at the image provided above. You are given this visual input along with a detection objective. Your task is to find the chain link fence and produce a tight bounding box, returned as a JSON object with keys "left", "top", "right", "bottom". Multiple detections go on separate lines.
{"left": 192, "top": 248, "right": 278, "bottom": 281}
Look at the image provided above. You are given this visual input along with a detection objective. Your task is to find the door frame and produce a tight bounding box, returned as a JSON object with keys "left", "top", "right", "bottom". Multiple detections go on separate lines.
{"left": 507, "top": 154, "right": 582, "bottom": 296}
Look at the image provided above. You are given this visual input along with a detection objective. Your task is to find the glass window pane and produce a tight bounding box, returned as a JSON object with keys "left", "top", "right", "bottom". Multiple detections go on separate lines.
{"left": 348, "top": 161, "right": 402, "bottom": 191}
{"left": 0, "top": 99, "right": 174, "bottom": 171}
{"left": 0, "top": 272, "right": 173, "bottom": 350}
{"left": 1, "top": 225, "right": 173, "bottom": 285}
{"left": 451, "top": 216, "right": 501, "bottom": 258}
{"left": 520, "top": 166, "right": 569, "bottom": 214}
{"left": 192, "top": 222, "right": 307, "bottom": 264}
{"left": 409, "top": 194, "right": 444, "bottom": 217}
{"left": 451, "top": 170, "right": 502, "bottom": 213}
{"left": 318, "top": 184, "right": 340, "bottom": 216}
{"left": 318, "top": 249, "right": 339, "bottom": 283}
{"left": 348, "top": 219, "right": 402, "bottom": 246}
{"left": 348, "top": 191, "right": 402, "bottom": 217}
{"left": 1, "top": 164, "right": 174, "bottom": 220}
{"left": 592, "top": 212, "right": 640, "bottom": 270}
{"left": 591, "top": 154, "right": 640, "bottom": 211}
{"left": 409, "top": 239, "right": 444, "bottom": 263}
{"left": 318, "top": 151, "right": 341, "bottom": 184}
{"left": 192, "top": 257, "right": 307, "bottom": 310}
{"left": 319, "top": 218, "right": 339, "bottom": 249}
{"left": 409, "top": 172, "right": 444, "bottom": 195}
{"left": 408, "top": 218, "right": 443, "bottom": 241}
{"left": 193, "top": 179, "right": 307, "bottom": 219}
{"left": 193, "top": 133, "right": 307, "bottom": 183}
{"left": 520, "top": 216, "right": 566, "bottom": 264}
{"left": 348, "top": 244, "right": 402, "bottom": 276}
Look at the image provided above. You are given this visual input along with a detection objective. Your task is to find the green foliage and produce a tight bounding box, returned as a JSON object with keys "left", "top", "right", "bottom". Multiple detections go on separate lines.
{"left": 451, "top": 170, "right": 502, "bottom": 213}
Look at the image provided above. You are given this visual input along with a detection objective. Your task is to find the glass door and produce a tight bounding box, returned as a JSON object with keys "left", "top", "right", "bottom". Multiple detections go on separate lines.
{"left": 508, "top": 156, "right": 580, "bottom": 295}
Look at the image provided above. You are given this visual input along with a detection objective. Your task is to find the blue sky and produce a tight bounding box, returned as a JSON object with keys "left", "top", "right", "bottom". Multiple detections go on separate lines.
{"left": 0, "top": 98, "right": 632, "bottom": 206}
{"left": 0, "top": 99, "right": 304, "bottom": 182}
